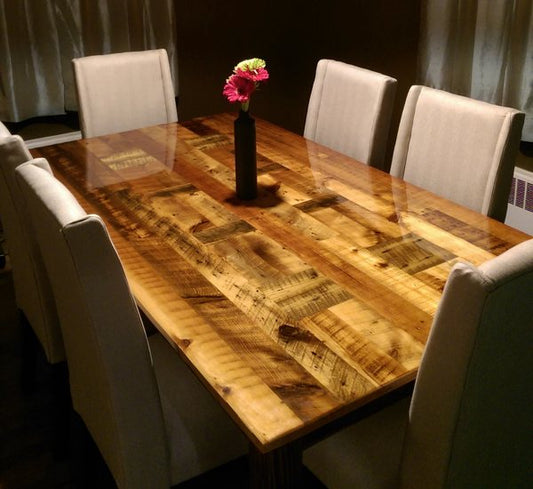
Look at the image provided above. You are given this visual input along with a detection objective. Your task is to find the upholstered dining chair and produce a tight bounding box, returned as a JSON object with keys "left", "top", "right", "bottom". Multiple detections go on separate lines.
{"left": 304, "top": 238, "right": 533, "bottom": 489}
{"left": 15, "top": 161, "right": 248, "bottom": 489}
{"left": 304, "top": 59, "right": 397, "bottom": 170}
{"left": 390, "top": 85, "right": 525, "bottom": 222}
{"left": 0, "top": 120, "right": 11, "bottom": 137}
{"left": 0, "top": 135, "right": 64, "bottom": 364}
{"left": 72, "top": 49, "right": 178, "bottom": 138}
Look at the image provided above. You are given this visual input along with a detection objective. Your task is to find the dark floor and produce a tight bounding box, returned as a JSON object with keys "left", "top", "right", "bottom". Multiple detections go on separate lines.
{"left": 0, "top": 261, "right": 327, "bottom": 489}
{"left": 3, "top": 113, "right": 80, "bottom": 141}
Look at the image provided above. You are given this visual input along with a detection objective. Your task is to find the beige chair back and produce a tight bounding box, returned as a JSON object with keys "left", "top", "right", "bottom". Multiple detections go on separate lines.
{"left": 390, "top": 85, "right": 525, "bottom": 221}
{"left": 0, "top": 121, "right": 11, "bottom": 137}
{"left": 15, "top": 161, "right": 247, "bottom": 488}
{"left": 401, "top": 238, "right": 533, "bottom": 488}
{"left": 73, "top": 49, "right": 177, "bottom": 138}
{"left": 304, "top": 59, "right": 397, "bottom": 170}
{"left": 0, "top": 137, "right": 64, "bottom": 363}
{"left": 16, "top": 161, "right": 170, "bottom": 488}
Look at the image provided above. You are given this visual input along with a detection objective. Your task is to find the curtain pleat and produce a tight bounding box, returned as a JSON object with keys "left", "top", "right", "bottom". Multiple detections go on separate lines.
{"left": 0, "top": 0, "right": 176, "bottom": 122}
{"left": 419, "top": 0, "right": 533, "bottom": 141}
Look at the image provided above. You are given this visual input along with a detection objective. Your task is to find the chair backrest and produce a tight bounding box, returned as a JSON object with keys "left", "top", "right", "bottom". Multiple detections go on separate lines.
{"left": 390, "top": 85, "right": 525, "bottom": 222}
{"left": 304, "top": 59, "right": 397, "bottom": 170}
{"left": 15, "top": 161, "right": 170, "bottom": 488}
{"left": 73, "top": 49, "right": 177, "bottom": 138}
{"left": 0, "top": 121, "right": 11, "bottom": 137}
{"left": 0, "top": 136, "right": 64, "bottom": 363}
{"left": 401, "top": 238, "right": 533, "bottom": 489}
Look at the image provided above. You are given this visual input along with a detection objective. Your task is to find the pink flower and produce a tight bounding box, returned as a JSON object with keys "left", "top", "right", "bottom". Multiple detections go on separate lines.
{"left": 223, "top": 58, "right": 269, "bottom": 111}
{"left": 235, "top": 67, "right": 269, "bottom": 82}
{"left": 223, "top": 74, "right": 256, "bottom": 103}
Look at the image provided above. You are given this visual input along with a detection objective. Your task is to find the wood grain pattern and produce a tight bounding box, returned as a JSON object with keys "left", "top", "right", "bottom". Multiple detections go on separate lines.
{"left": 32, "top": 113, "right": 530, "bottom": 455}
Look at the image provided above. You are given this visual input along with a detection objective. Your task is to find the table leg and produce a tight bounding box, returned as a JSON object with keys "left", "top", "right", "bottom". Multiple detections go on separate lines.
{"left": 249, "top": 441, "right": 303, "bottom": 489}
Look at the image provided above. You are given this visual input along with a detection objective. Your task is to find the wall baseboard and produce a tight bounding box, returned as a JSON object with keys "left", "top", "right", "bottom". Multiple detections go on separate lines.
{"left": 24, "top": 131, "right": 82, "bottom": 149}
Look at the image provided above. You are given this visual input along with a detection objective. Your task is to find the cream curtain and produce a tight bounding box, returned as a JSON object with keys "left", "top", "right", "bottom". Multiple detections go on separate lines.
{"left": 0, "top": 0, "right": 176, "bottom": 122}
{"left": 419, "top": 0, "right": 533, "bottom": 141}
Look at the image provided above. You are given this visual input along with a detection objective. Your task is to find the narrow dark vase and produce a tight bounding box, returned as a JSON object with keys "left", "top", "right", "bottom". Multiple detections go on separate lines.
{"left": 234, "top": 109, "right": 257, "bottom": 200}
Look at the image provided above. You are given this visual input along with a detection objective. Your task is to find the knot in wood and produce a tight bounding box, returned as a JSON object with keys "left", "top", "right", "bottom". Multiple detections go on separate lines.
{"left": 177, "top": 338, "right": 191, "bottom": 349}
{"left": 278, "top": 324, "right": 302, "bottom": 340}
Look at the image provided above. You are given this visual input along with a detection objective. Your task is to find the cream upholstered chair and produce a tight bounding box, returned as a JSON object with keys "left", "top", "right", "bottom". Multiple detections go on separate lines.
{"left": 73, "top": 49, "right": 177, "bottom": 138}
{"left": 0, "top": 136, "right": 64, "bottom": 364}
{"left": 304, "top": 238, "right": 533, "bottom": 489}
{"left": 304, "top": 59, "right": 397, "bottom": 170}
{"left": 390, "top": 85, "right": 525, "bottom": 222}
{"left": 0, "top": 121, "right": 11, "bottom": 137}
{"left": 15, "top": 161, "right": 247, "bottom": 489}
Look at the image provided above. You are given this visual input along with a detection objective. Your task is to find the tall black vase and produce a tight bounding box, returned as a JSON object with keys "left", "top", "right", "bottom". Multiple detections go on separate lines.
{"left": 234, "top": 109, "right": 257, "bottom": 200}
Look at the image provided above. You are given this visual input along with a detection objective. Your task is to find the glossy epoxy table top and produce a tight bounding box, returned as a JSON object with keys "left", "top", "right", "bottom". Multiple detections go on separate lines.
{"left": 32, "top": 113, "right": 529, "bottom": 455}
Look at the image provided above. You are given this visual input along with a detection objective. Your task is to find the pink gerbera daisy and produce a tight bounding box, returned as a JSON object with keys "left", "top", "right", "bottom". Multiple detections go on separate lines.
{"left": 235, "top": 67, "right": 269, "bottom": 83}
{"left": 223, "top": 74, "right": 256, "bottom": 103}
{"left": 223, "top": 58, "right": 269, "bottom": 111}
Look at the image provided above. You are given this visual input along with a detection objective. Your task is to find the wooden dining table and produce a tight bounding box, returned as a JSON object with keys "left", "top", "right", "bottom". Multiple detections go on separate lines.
{"left": 31, "top": 113, "right": 530, "bottom": 488}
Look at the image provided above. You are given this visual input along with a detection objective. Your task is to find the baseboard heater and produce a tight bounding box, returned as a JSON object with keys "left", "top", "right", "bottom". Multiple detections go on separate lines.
{"left": 506, "top": 167, "right": 533, "bottom": 236}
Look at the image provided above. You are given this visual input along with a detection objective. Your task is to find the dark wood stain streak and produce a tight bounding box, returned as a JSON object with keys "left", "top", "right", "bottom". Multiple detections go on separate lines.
{"left": 194, "top": 220, "right": 256, "bottom": 243}
{"left": 295, "top": 194, "right": 348, "bottom": 213}
{"left": 368, "top": 234, "right": 456, "bottom": 275}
